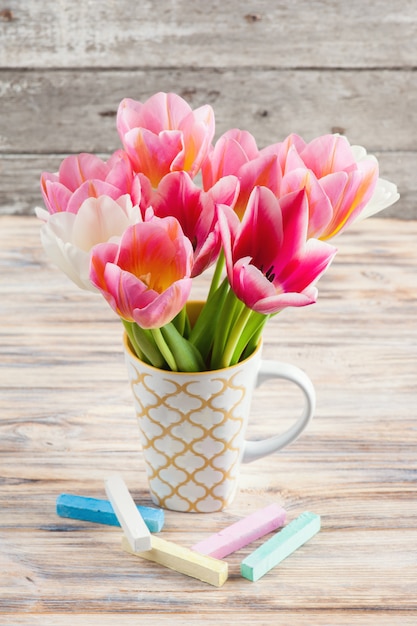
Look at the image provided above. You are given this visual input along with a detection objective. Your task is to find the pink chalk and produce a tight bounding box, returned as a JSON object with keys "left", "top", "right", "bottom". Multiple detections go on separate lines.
{"left": 191, "top": 503, "right": 287, "bottom": 559}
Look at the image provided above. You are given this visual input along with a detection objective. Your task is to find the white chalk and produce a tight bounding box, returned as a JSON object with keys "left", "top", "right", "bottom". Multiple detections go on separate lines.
{"left": 105, "top": 475, "right": 152, "bottom": 553}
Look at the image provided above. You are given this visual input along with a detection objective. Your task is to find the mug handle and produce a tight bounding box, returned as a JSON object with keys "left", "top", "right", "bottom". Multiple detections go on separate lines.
{"left": 242, "top": 359, "right": 316, "bottom": 463}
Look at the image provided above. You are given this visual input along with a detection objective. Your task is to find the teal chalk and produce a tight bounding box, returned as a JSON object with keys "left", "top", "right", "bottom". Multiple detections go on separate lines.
{"left": 56, "top": 493, "right": 164, "bottom": 533}
{"left": 240, "top": 511, "right": 321, "bottom": 582}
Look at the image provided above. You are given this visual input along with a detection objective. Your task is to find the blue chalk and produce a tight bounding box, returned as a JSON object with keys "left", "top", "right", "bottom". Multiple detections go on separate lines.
{"left": 56, "top": 493, "right": 164, "bottom": 533}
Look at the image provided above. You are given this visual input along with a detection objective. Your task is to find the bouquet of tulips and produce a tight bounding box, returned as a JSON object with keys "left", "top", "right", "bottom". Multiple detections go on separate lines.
{"left": 36, "top": 92, "right": 399, "bottom": 372}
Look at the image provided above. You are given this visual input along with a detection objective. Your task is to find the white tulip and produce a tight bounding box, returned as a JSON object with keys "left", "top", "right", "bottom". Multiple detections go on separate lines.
{"left": 36, "top": 195, "right": 142, "bottom": 291}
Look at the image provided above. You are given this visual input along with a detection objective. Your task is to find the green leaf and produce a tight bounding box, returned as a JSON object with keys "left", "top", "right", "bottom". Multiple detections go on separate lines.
{"left": 122, "top": 320, "right": 148, "bottom": 363}
{"left": 188, "top": 278, "right": 229, "bottom": 361}
{"left": 131, "top": 324, "right": 167, "bottom": 369}
{"left": 210, "top": 288, "right": 245, "bottom": 369}
{"left": 161, "top": 323, "right": 206, "bottom": 372}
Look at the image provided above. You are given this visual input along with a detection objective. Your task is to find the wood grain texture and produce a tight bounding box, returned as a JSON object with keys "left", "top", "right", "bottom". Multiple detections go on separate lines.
{"left": 1, "top": 0, "right": 416, "bottom": 69}
{"left": 1, "top": 68, "right": 415, "bottom": 154}
{"left": 0, "top": 0, "right": 416, "bottom": 217}
{"left": 0, "top": 216, "right": 416, "bottom": 622}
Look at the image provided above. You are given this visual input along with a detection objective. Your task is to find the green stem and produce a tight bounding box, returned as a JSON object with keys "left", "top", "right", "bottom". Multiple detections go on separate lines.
{"left": 207, "top": 251, "right": 225, "bottom": 299}
{"left": 188, "top": 277, "right": 229, "bottom": 361}
{"left": 151, "top": 328, "right": 178, "bottom": 371}
{"left": 172, "top": 305, "right": 188, "bottom": 337}
{"left": 231, "top": 311, "right": 268, "bottom": 364}
{"left": 210, "top": 289, "right": 245, "bottom": 370}
{"left": 220, "top": 305, "right": 253, "bottom": 369}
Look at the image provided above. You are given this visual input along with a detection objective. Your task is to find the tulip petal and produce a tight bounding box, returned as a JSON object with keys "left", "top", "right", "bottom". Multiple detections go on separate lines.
{"left": 39, "top": 212, "right": 95, "bottom": 290}
{"left": 40, "top": 180, "right": 72, "bottom": 214}
{"left": 174, "top": 105, "right": 215, "bottom": 176}
{"left": 222, "top": 129, "right": 260, "bottom": 160}
{"left": 279, "top": 238, "right": 337, "bottom": 293}
{"left": 358, "top": 177, "right": 400, "bottom": 220}
{"left": 140, "top": 92, "right": 193, "bottom": 132}
{"left": 300, "top": 134, "right": 355, "bottom": 177}
{"left": 201, "top": 129, "right": 261, "bottom": 192}
{"left": 123, "top": 127, "right": 183, "bottom": 186}
{"left": 72, "top": 195, "right": 141, "bottom": 251}
{"left": 251, "top": 287, "right": 319, "bottom": 314}
{"left": 323, "top": 164, "right": 378, "bottom": 238}
{"left": 66, "top": 180, "right": 129, "bottom": 214}
{"left": 234, "top": 187, "right": 283, "bottom": 271}
{"left": 58, "top": 154, "right": 109, "bottom": 191}
{"left": 281, "top": 169, "right": 336, "bottom": 239}
{"left": 131, "top": 278, "right": 192, "bottom": 329}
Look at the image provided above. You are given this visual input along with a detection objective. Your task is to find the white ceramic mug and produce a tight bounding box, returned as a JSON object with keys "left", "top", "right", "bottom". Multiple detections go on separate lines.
{"left": 124, "top": 333, "right": 315, "bottom": 513}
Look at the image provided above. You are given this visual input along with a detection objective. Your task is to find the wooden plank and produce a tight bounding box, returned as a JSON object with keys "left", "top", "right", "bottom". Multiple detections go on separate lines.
{"left": 5, "top": 615, "right": 417, "bottom": 626}
{"left": 4, "top": 615, "right": 417, "bottom": 626}
{"left": 1, "top": 0, "right": 416, "bottom": 69}
{"left": 1, "top": 69, "right": 416, "bottom": 153}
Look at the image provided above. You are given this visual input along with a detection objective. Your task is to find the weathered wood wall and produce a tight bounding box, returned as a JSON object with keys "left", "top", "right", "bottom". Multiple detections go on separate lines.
{"left": 1, "top": 0, "right": 416, "bottom": 217}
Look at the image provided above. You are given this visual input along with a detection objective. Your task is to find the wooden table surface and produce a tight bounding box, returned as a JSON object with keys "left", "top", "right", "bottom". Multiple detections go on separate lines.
{"left": 1, "top": 215, "right": 416, "bottom": 624}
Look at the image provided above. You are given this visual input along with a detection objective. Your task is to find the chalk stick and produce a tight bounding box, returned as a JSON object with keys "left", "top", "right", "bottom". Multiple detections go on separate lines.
{"left": 56, "top": 494, "right": 164, "bottom": 533}
{"left": 122, "top": 535, "right": 228, "bottom": 588}
{"left": 240, "top": 511, "right": 321, "bottom": 582}
{"left": 105, "top": 475, "right": 152, "bottom": 552}
{"left": 192, "top": 503, "right": 287, "bottom": 559}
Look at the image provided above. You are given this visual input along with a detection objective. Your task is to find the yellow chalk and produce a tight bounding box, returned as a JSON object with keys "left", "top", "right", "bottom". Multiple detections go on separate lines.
{"left": 121, "top": 535, "right": 228, "bottom": 587}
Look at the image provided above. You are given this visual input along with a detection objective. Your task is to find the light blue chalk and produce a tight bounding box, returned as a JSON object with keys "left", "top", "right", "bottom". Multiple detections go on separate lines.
{"left": 56, "top": 493, "right": 164, "bottom": 533}
{"left": 240, "top": 511, "right": 321, "bottom": 582}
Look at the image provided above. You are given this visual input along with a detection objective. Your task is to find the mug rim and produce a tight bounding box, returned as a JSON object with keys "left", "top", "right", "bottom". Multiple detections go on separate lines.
{"left": 122, "top": 331, "right": 262, "bottom": 376}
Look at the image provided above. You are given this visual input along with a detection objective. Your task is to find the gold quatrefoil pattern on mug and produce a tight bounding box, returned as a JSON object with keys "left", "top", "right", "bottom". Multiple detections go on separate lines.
{"left": 125, "top": 349, "right": 258, "bottom": 512}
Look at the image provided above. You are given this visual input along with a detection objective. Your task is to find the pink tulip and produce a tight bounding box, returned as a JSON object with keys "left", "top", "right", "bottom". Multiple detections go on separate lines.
{"left": 202, "top": 129, "right": 281, "bottom": 219}
{"left": 149, "top": 171, "right": 239, "bottom": 277}
{"left": 277, "top": 134, "right": 380, "bottom": 239}
{"left": 117, "top": 92, "right": 215, "bottom": 187}
{"left": 217, "top": 186, "right": 337, "bottom": 314}
{"left": 90, "top": 216, "right": 193, "bottom": 329}
{"left": 40, "top": 150, "right": 142, "bottom": 215}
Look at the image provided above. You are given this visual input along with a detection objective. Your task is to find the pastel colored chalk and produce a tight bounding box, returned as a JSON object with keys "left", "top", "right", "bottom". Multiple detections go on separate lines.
{"left": 105, "top": 475, "right": 152, "bottom": 552}
{"left": 56, "top": 494, "right": 164, "bottom": 533}
{"left": 122, "top": 535, "right": 228, "bottom": 588}
{"left": 192, "top": 503, "right": 287, "bottom": 559}
{"left": 240, "top": 511, "right": 321, "bottom": 582}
